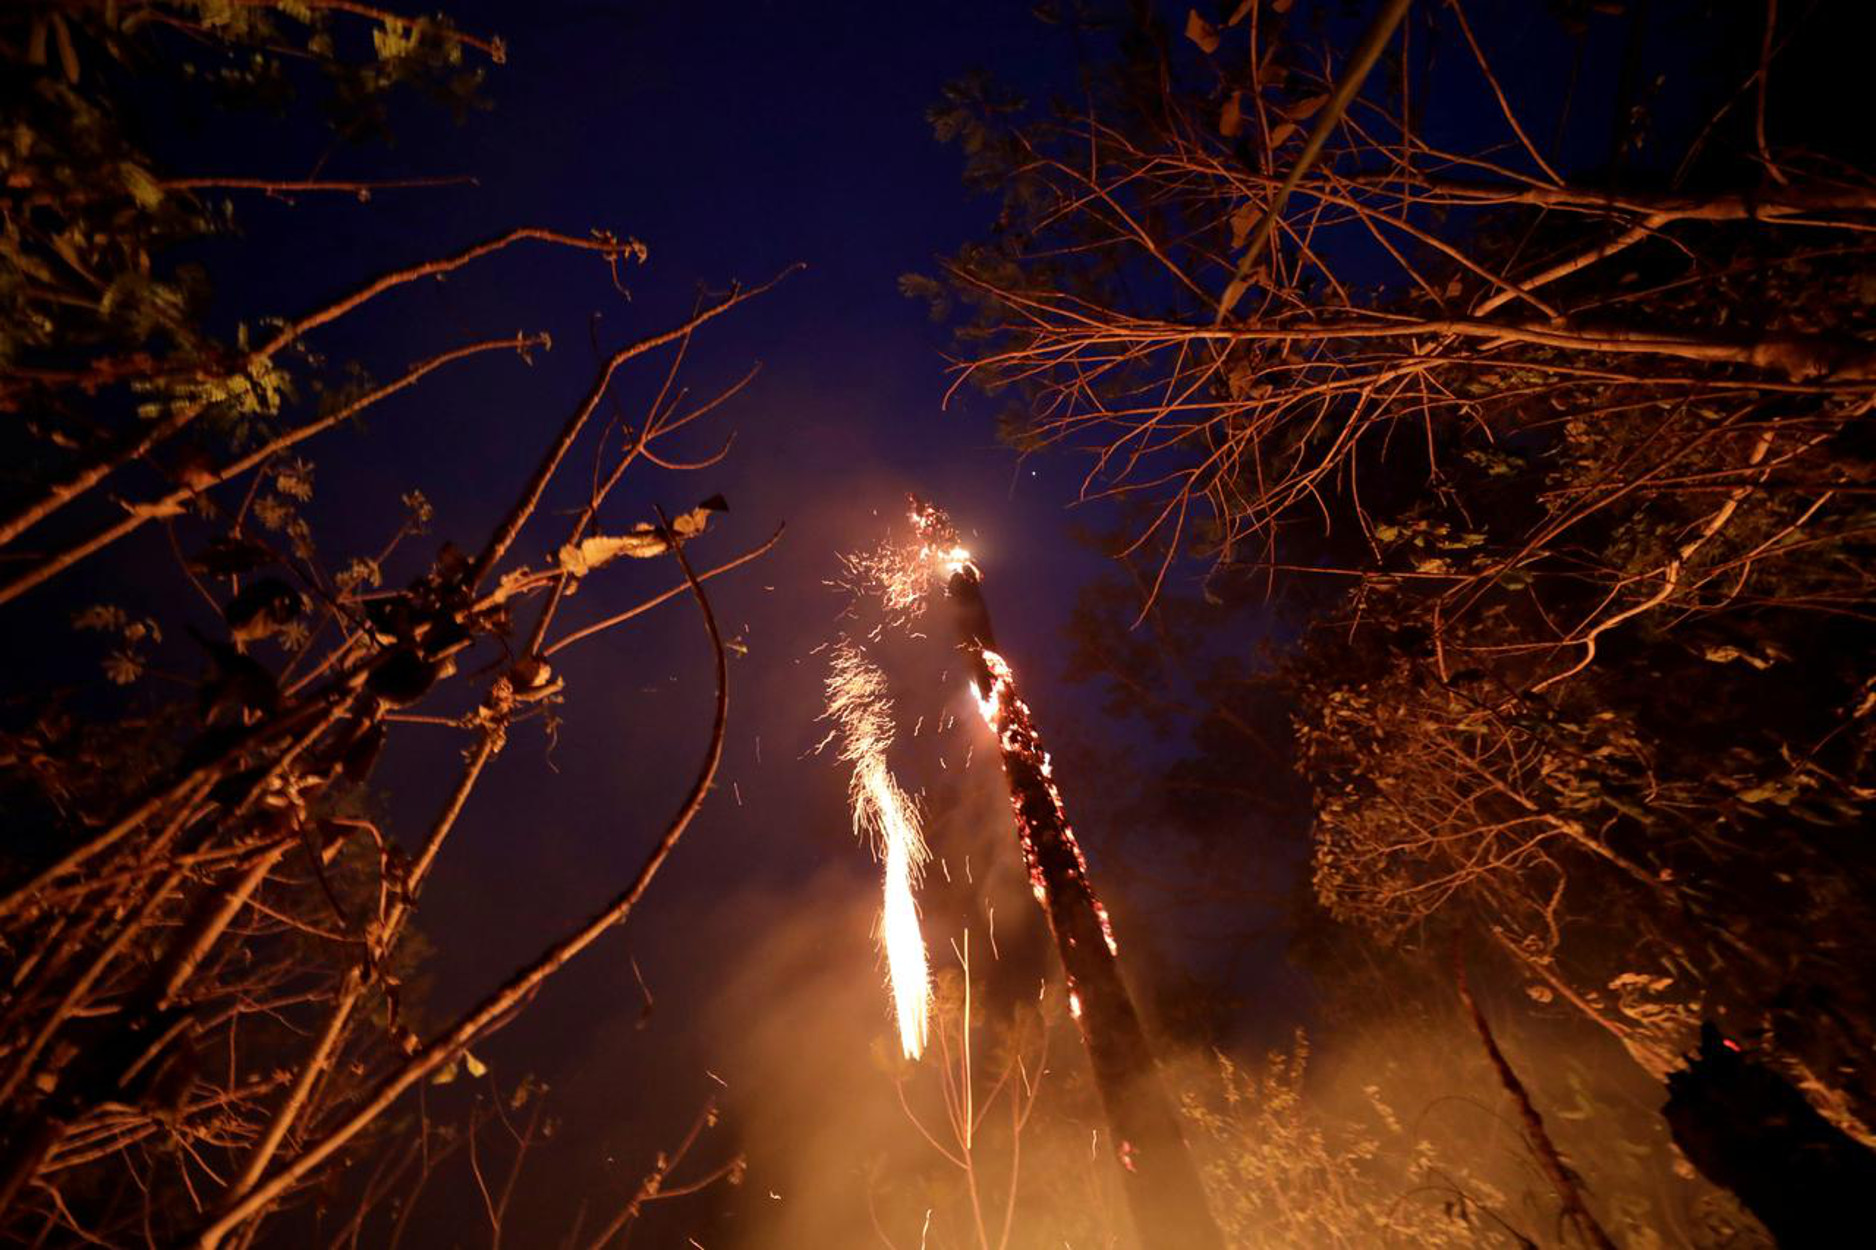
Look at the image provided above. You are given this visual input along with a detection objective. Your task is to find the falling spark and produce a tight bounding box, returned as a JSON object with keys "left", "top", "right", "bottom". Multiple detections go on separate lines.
{"left": 628, "top": 955, "right": 654, "bottom": 1029}
{"left": 824, "top": 640, "right": 932, "bottom": 1058}
{"left": 850, "top": 505, "right": 1120, "bottom": 948}
{"left": 826, "top": 501, "right": 1213, "bottom": 1248}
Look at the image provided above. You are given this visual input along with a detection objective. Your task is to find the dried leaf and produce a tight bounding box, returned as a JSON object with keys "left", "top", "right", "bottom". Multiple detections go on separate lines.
{"left": 1285, "top": 92, "right": 1328, "bottom": 121}
{"left": 191, "top": 537, "right": 276, "bottom": 577}
{"left": 1185, "top": 9, "right": 1221, "bottom": 54}
{"left": 73, "top": 605, "right": 129, "bottom": 633}
{"left": 366, "top": 649, "right": 439, "bottom": 708}
{"left": 557, "top": 504, "right": 718, "bottom": 576}
{"left": 1701, "top": 644, "right": 1778, "bottom": 670}
{"left": 272, "top": 458, "right": 314, "bottom": 501}
{"left": 1220, "top": 90, "right": 1244, "bottom": 138}
{"left": 1268, "top": 121, "right": 1300, "bottom": 148}
{"left": 104, "top": 651, "right": 143, "bottom": 685}
{"left": 121, "top": 162, "right": 164, "bottom": 210}
{"left": 126, "top": 498, "right": 188, "bottom": 521}
{"left": 1230, "top": 201, "right": 1263, "bottom": 249}
{"left": 51, "top": 13, "right": 79, "bottom": 83}
{"left": 225, "top": 578, "right": 305, "bottom": 643}
{"left": 192, "top": 629, "right": 280, "bottom": 723}
{"left": 559, "top": 529, "right": 666, "bottom": 574}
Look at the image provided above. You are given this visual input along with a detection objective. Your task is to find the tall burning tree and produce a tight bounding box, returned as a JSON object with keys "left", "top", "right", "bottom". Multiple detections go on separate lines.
{"left": 889, "top": 499, "right": 1224, "bottom": 1250}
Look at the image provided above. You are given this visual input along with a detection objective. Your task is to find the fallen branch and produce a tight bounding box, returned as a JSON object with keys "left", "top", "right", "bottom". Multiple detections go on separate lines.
{"left": 1456, "top": 945, "right": 1617, "bottom": 1250}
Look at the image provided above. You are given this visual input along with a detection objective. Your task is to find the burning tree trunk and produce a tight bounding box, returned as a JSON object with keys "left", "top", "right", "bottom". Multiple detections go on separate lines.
{"left": 916, "top": 502, "right": 1223, "bottom": 1250}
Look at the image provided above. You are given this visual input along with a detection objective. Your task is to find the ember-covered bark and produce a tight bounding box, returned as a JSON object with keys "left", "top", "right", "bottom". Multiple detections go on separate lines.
{"left": 944, "top": 553, "right": 1222, "bottom": 1250}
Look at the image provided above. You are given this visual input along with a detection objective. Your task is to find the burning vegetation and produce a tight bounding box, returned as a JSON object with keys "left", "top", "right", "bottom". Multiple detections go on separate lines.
{"left": 823, "top": 502, "right": 1223, "bottom": 1248}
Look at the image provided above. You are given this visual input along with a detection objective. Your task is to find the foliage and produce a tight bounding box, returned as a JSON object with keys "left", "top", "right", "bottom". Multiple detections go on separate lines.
{"left": 0, "top": 4, "right": 776, "bottom": 1244}
{"left": 926, "top": 0, "right": 1876, "bottom": 1233}
{"left": 1183, "top": 1033, "right": 1507, "bottom": 1248}
{"left": 1, "top": 1, "right": 495, "bottom": 475}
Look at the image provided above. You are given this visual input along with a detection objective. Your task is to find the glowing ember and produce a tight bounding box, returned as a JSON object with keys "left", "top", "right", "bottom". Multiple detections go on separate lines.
{"left": 968, "top": 646, "right": 1120, "bottom": 959}
{"left": 835, "top": 509, "right": 974, "bottom": 627}
{"left": 836, "top": 541, "right": 932, "bottom": 623}
{"left": 824, "top": 641, "right": 932, "bottom": 1058}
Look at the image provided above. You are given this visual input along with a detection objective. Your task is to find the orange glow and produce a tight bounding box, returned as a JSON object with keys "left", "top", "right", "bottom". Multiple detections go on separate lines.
{"left": 833, "top": 501, "right": 1127, "bottom": 1056}
{"left": 835, "top": 503, "right": 975, "bottom": 625}
{"left": 826, "top": 642, "right": 932, "bottom": 1058}
{"left": 967, "top": 646, "right": 1120, "bottom": 959}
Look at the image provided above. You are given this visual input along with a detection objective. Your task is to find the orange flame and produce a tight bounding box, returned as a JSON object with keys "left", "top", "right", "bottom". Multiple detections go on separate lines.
{"left": 968, "top": 646, "right": 1121, "bottom": 959}
{"left": 825, "top": 641, "right": 932, "bottom": 1058}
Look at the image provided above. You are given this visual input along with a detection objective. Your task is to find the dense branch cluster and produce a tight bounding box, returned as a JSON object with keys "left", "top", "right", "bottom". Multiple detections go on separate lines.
{"left": 929, "top": 0, "right": 1876, "bottom": 1166}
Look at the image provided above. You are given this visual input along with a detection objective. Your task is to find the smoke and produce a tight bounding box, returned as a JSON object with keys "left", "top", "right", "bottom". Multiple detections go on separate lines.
{"left": 1158, "top": 957, "right": 1774, "bottom": 1249}
{"left": 695, "top": 752, "right": 1076, "bottom": 1248}
{"left": 680, "top": 783, "right": 1771, "bottom": 1249}
{"left": 512, "top": 485, "right": 1765, "bottom": 1249}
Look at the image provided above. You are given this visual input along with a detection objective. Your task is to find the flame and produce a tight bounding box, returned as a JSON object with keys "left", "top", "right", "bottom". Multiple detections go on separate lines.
{"left": 830, "top": 501, "right": 975, "bottom": 627}
{"left": 908, "top": 499, "right": 979, "bottom": 581}
{"left": 828, "top": 498, "right": 1127, "bottom": 1055}
{"left": 825, "top": 641, "right": 932, "bottom": 1058}
{"left": 968, "top": 646, "right": 1121, "bottom": 959}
